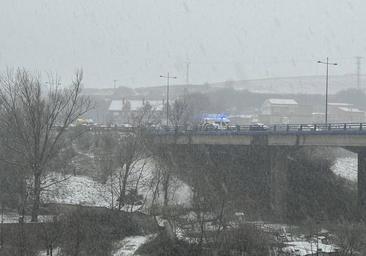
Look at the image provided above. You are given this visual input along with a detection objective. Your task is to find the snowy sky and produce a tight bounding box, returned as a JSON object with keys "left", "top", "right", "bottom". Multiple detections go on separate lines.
{"left": 1, "top": 0, "right": 366, "bottom": 88}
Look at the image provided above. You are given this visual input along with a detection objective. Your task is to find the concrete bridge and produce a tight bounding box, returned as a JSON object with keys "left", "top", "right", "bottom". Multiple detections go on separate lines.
{"left": 85, "top": 122, "right": 366, "bottom": 219}
{"left": 154, "top": 123, "right": 366, "bottom": 147}
{"left": 153, "top": 122, "right": 366, "bottom": 219}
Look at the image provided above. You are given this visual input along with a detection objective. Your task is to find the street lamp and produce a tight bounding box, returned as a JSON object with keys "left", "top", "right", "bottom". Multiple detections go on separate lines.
{"left": 317, "top": 57, "right": 338, "bottom": 124}
{"left": 160, "top": 73, "right": 177, "bottom": 127}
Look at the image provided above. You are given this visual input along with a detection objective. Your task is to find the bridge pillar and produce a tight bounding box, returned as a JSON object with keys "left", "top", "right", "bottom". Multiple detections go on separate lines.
{"left": 268, "top": 147, "right": 289, "bottom": 221}
{"left": 358, "top": 151, "right": 366, "bottom": 219}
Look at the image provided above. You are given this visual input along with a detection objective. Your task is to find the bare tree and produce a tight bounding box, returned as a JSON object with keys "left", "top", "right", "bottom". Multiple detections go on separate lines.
{"left": 169, "top": 98, "right": 190, "bottom": 132}
{"left": 94, "top": 132, "right": 117, "bottom": 209}
{"left": 114, "top": 132, "right": 145, "bottom": 210}
{"left": 95, "top": 105, "right": 154, "bottom": 211}
{"left": 332, "top": 222, "right": 366, "bottom": 256}
{"left": 130, "top": 101, "right": 161, "bottom": 128}
{"left": 0, "top": 69, "right": 92, "bottom": 222}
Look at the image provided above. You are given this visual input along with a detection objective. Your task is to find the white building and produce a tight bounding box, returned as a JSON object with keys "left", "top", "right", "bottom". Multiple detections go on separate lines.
{"left": 262, "top": 98, "right": 298, "bottom": 116}
{"left": 259, "top": 99, "right": 304, "bottom": 124}
{"left": 108, "top": 99, "right": 164, "bottom": 124}
{"left": 312, "top": 103, "right": 366, "bottom": 123}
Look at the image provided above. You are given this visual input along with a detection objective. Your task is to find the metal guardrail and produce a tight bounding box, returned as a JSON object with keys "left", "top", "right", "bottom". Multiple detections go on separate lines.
{"left": 149, "top": 123, "right": 366, "bottom": 135}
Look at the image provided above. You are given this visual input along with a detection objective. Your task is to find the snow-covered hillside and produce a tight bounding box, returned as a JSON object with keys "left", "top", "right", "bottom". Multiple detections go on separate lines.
{"left": 41, "top": 156, "right": 354, "bottom": 209}
{"left": 331, "top": 157, "right": 357, "bottom": 182}
{"left": 42, "top": 171, "right": 192, "bottom": 209}
{"left": 42, "top": 174, "right": 111, "bottom": 207}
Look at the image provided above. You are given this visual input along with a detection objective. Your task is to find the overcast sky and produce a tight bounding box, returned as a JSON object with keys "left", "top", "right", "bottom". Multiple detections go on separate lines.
{"left": 1, "top": 0, "right": 366, "bottom": 88}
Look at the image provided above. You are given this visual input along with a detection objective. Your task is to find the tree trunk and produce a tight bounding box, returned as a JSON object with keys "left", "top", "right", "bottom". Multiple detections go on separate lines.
{"left": 18, "top": 217, "right": 25, "bottom": 256}
{"left": 130, "top": 164, "right": 145, "bottom": 212}
{"left": 110, "top": 176, "right": 114, "bottom": 210}
{"left": 163, "top": 172, "right": 170, "bottom": 207}
{"left": 150, "top": 173, "right": 161, "bottom": 216}
{"left": 31, "top": 170, "right": 42, "bottom": 222}
{"left": 118, "top": 163, "right": 131, "bottom": 210}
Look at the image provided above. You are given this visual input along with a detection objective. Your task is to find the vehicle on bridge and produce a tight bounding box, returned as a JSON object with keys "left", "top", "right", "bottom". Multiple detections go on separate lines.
{"left": 200, "top": 113, "right": 231, "bottom": 131}
{"left": 75, "top": 118, "right": 94, "bottom": 126}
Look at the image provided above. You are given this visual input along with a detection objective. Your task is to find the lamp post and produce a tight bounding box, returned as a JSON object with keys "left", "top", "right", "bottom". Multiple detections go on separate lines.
{"left": 160, "top": 73, "right": 177, "bottom": 126}
{"left": 317, "top": 57, "right": 338, "bottom": 124}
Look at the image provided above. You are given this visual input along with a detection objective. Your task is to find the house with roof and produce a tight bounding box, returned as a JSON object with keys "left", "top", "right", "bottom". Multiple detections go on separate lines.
{"left": 261, "top": 98, "right": 305, "bottom": 124}
{"left": 260, "top": 98, "right": 315, "bottom": 124}
{"left": 328, "top": 103, "right": 365, "bottom": 123}
{"left": 108, "top": 98, "right": 164, "bottom": 124}
{"left": 262, "top": 98, "right": 298, "bottom": 116}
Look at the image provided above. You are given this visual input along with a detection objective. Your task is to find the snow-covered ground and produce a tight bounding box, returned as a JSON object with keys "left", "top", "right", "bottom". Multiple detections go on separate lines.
{"left": 37, "top": 235, "right": 155, "bottom": 256}
{"left": 2, "top": 174, "right": 111, "bottom": 223}
{"left": 42, "top": 168, "right": 191, "bottom": 210}
{"left": 2, "top": 212, "right": 54, "bottom": 223}
{"left": 283, "top": 240, "right": 338, "bottom": 256}
{"left": 42, "top": 174, "right": 111, "bottom": 207}
{"left": 112, "top": 235, "right": 156, "bottom": 256}
{"left": 331, "top": 157, "right": 357, "bottom": 182}
{"left": 37, "top": 248, "right": 61, "bottom": 256}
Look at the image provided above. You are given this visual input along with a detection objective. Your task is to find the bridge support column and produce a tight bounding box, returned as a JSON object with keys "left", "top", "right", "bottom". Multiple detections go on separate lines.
{"left": 268, "top": 147, "right": 289, "bottom": 221}
{"left": 358, "top": 151, "right": 366, "bottom": 219}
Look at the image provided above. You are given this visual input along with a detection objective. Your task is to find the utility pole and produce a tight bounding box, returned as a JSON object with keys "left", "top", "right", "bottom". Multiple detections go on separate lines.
{"left": 356, "top": 56, "right": 362, "bottom": 89}
{"left": 186, "top": 62, "right": 190, "bottom": 86}
{"left": 160, "top": 73, "right": 177, "bottom": 126}
{"left": 184, "top": 62, "right": 190, "bottom": 101}
{"left": 113, "top": 79, "right": 117, "bottom": 89}
{"left": 317, "top": 57, "right": 338, "bottom": 124}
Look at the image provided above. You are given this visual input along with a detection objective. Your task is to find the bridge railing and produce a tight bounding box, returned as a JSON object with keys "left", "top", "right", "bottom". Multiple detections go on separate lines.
{"left": 79, "top": 122, "right": 366, "bottom": 135}
{"left": 149, "top": 122, "right": 366, "bottom": 135}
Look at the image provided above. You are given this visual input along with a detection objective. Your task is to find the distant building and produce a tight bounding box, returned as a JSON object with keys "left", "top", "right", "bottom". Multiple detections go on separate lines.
{"left": 108, "top": 99, "right": 129, "bottom": 124}
{"left": 260, "top": 98, "right": 316, "bottom": 124}
{"left": 108, "top": 98, "right": 164, "bottom": 124}
{"left": 260, "top": 98, "right": 299, "bottom": 124}
{"left": 328, "top": 103, "right": 365, "bottom": 123}
{"left": 328, "top": 102, "right": 354, "bottom": 118}
{"left": 262, "top": 98, "right": 298, "bottom": 116}
{"left": 312, "top": 112, "right": 325, "bottom": 123}
{"left": 336, "top": 107, "right": 365, "bottom": 122}
{"left": 312, "top": 102, "right": 366, "bottom": 123}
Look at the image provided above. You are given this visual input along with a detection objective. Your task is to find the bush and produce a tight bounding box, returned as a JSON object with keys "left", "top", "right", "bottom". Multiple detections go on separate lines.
{"left": 58, "top": 207, "right": 141, "bottom": 256}
{"left": 214, "top": 224, "right": 274, "bottom": 256}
